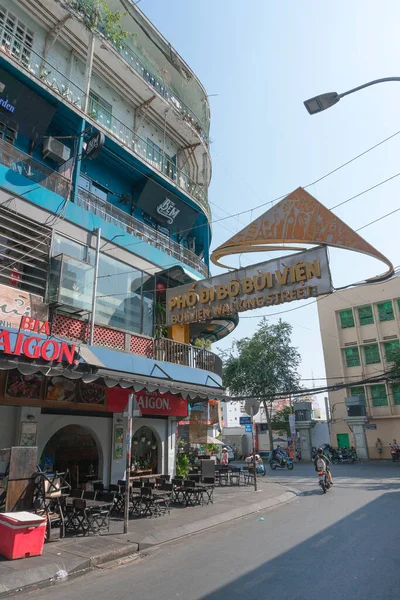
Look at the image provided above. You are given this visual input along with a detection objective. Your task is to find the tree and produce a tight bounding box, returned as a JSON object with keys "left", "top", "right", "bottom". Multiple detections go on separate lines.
{"left": 222, "top": 318, "right": 301, "bottom": 450}
{"left": 271, "top": 406, "right": 291, "bottom": 435}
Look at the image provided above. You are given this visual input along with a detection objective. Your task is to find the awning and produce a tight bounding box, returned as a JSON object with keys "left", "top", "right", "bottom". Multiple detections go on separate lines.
{"left": 0, "top": 346, "right": 225, "bottom": 402}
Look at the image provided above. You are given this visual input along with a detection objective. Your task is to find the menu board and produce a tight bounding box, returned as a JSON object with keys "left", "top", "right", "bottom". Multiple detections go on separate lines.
{"left": 80, "top": 382, "right": 106, "bottom": 405}
{"left": 5, "top": 373, "right": 43, "bottom": 400}
{"left": 45, "top": 377, "right": 77, "bottom": 403}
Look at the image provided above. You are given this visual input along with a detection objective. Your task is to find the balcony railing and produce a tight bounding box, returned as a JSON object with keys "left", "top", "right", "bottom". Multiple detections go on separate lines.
{"left": 76, "top": 187, "right": 209, "bottom": 276}
{"left": 65, "top": 0, "right": 209, "bottom": 141}
{"left": 0, "top": 138, "right": 71, "bottom": 199}
{"left": 153, "top": 338, "right": 223, "bottom": 378}
{"left": 0, "top": 27, "right": 210, "bottom": 217}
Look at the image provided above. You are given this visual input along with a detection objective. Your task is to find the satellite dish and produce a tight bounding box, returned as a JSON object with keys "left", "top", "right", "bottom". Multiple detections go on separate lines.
{"left": 244, "top": 398, "right": 260, "bottom": 417}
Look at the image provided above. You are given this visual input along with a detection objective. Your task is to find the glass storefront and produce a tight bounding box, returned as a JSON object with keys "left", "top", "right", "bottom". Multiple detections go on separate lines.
{"left": 52, "top": 233, "right": 154, "bottom": 336}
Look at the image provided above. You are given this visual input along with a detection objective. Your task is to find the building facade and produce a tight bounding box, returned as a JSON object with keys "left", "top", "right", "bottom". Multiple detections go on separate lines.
{"left": 318, "top": 276, "right": 400, "bottom": 459}
{"left": 0, "top": 0, "right": 234, "bottom": 486}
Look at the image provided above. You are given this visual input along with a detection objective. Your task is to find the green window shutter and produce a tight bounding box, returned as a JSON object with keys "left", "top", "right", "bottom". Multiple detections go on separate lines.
{"left": 384, "top": 340, "right": 400, "bottom": 362}
{"left": 357, "top": 305, "right": 374, "bottom": 326}
{"left": 370, "top": 384, "right": 388, "bottom": 406}
{"left": 363, "top": 344, "right": 381, "bottom": 365}
{"left": 377, "top": 301, "right": 394, "bottom": 322}
{"left": 391, "top": 383, "right": 400, "bottom": 405}
{"left": 350, "top": 386, "right": 366, "bottom": 400}
{"left": 339, "top": 309, "right": 354, "bottom": 329}
{"left": 344, "top": 347, "right": 360, "bottom": 367}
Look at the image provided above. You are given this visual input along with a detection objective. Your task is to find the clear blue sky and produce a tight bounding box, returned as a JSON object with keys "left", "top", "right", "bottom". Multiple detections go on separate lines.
{"left": 141, "top": 0, "right": 400, "bottom": 386}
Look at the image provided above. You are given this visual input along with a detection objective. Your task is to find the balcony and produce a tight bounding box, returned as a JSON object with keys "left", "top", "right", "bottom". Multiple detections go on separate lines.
{"left": 76, "top": 187, "right": 209, "bottom": 277}
{"left": 65, "top": 0, "right": 209, "bottom": 142}
{"left": 0, "top": 138, "right": 71, "bottom": 199}
{"left": 52, "top": 314, "right": 222, "bottom": 377}
{"left": 0, "top": 27, "right": 210, "bottom": 218}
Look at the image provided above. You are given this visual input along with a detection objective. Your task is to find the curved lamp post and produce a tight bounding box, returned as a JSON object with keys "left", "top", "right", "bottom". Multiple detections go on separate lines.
{"left": 304, "top": 77, "right": 400, "bottom": 115}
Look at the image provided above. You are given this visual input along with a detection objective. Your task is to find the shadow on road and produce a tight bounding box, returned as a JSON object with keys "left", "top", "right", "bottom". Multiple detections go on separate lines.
{"left": 200, "top": 491, "right": 400, "bottom": 600}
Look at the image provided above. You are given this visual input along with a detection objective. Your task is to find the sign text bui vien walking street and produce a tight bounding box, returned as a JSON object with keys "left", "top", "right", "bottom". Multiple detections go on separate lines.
{"left": 166, "top": 247, "right": 332, "bottom": 326}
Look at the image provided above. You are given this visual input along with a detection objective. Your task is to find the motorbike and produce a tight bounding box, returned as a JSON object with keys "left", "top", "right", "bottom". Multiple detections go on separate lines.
{"left": 390, "top": 446, "right": 399, "bottom": 462}
{"left": 332, "top": 449, "right": 356, "bottom": 465}
{"left": 270, "top": 455, "right": 294, "bottom": 470}
{"left": 318, "top": 468, "right": 331, "bottom": 494}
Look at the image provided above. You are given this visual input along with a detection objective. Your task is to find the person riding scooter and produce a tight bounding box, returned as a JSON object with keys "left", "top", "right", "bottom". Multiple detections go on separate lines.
{"left": 313, "top": 447, "right": 333, "bottom": 485}
{"left": 272, "top": 444, "right": 284, "bottom": 466}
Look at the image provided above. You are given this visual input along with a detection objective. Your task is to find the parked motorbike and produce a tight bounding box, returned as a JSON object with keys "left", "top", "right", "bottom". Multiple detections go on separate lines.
{"left": 270, "top": 455, "right": 294, "bottom": 470}
{"left": 332, "top": 449, "right": 356, "bottom": 465}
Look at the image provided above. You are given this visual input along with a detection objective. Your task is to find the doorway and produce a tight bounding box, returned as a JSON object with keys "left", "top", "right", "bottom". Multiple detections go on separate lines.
{"left": 337, "top": 433, "right": 350, "bottom": 449}
{"left": 41, "top": 425, "right": 100, "bottom": 487}
{"left": 132, "top": 426, "right": 159, "bottom": 474}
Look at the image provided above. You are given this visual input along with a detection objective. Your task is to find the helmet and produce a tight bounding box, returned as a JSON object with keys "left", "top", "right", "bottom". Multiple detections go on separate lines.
{"left": 277, "top": 444, "right": 281, "bottom": 448}
{"left": 317, "top": 447, "right": 323, "bottom": 454}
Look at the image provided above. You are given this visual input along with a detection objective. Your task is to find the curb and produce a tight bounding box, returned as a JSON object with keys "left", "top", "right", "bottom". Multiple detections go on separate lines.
{"left": 0, "top": 489, "right": 296, "bottom": 597}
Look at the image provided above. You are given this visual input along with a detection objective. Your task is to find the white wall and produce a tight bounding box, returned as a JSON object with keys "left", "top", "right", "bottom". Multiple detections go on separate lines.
{"left": 311, "top": 422, "right": 330, "bottom": 449}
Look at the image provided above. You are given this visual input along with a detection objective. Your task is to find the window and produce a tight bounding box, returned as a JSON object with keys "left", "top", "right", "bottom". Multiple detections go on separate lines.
{"left": 344, "top": 347, "right": 361, "bottom": 367}
{"left": 357, "top": 305, "right": 374, "bottom": 326}
{"left": 88, "top": 91, "right": 112, "bottom": 128}
{"left": 384, "top": 340, "right": 400, "bottom": 362}
{"left": 96, "top": 253, "right": 154, "bottom": 336}
{"left": 78, "top": 176, "right": 108, "bottom": 202}
{"left": 370, "top": 384, "right": 388, "bottom": 406}
{"left": 0, "top": 121, "right": 17, "bottom": 145}
{"left": 147, "top": 138, "right": 162, "bottom": 169}
{"left": 350, "top": 386, "right": 366, "bottom": 400}
{"left": 339, "top": 309, "right": 354, "bottom": 329}
{"left": 0, "top": 5, "right": 34, "bottom": 67}
{"left": 391, "top": 383, "right": 400, "bottom": 405}
{"left": 363, "top": 344, "right": 380, "bottom": 365}
{"left": 377, "top": 301, "right": 394, "bottom": 322}
{"left": 52, "top": 233, "right": 94, "bottom": 264}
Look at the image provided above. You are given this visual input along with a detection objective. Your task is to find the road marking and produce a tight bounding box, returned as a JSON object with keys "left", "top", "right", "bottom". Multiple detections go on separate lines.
{"left": 312, "top": 534, "right": 334, "bottom": 548}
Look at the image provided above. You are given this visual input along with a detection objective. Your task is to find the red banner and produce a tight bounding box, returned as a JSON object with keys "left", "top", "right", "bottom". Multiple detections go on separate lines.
{"left": 107, "top": 387, "right": 188, "bottom": 417}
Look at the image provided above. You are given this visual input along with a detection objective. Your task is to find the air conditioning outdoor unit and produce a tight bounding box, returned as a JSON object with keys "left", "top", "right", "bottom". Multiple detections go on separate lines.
{"left": 42, "top": 137, "right": 71, "bottom": 165}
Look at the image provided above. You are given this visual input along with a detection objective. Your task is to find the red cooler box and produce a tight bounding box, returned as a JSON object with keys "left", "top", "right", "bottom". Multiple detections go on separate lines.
{"left": 0, "top": 512, "right": 46, "bottom": 560}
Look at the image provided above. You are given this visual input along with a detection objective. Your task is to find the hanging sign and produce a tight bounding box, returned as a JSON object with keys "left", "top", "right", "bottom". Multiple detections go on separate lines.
{"left": 166, "top": 247, "right": 332, "bottom": 326}
{"left": 84, "top": 131, "right": 105, "bottom": 160}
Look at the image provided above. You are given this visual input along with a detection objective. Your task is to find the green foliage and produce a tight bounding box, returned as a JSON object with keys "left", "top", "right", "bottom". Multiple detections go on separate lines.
{"left": 175, "top": 452, "right": 190, "bottom": 478}
{"left": 69, "top": 0, "right": 132, "bottom": 47}
{"left": 271, "top": 406, "right": 291, "bottom": 434}
{"left": 222, "top": 318, "right": 301, "bottom": 400}
{"left": 155, "top": 301, "right": 167, "bottom": 338}
{"left": 193, "top": 338, "right": 212, "bottom": 350}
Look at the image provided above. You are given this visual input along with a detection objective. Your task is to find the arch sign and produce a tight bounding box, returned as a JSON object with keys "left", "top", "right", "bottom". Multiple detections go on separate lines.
{"left": 166, "top": 187, "right": 393, "bottom": 326}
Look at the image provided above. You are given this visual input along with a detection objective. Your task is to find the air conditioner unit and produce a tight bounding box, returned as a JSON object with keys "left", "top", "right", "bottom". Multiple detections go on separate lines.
{"left": 42, "top": 137, "right": 71, "bottom": 165}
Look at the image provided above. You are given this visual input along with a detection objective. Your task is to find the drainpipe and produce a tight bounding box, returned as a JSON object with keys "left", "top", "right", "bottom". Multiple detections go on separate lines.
{"left": 83, "top": 31, "right": 95, "bottom": 113}
{"left": 89, "top": 227, "right": 101, "bottom": 345}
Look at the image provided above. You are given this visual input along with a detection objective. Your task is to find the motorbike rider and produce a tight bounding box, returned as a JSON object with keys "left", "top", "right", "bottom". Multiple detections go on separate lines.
{"left": 272, "top": 444, "right": 284, "bottom": 466}
{"left": 314, "top": 447, "right": 333, "bottom": 485}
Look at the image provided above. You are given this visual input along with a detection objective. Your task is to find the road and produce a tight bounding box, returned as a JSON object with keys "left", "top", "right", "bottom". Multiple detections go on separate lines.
{"left": 26, "top": 462, "right": 400, "bottom": 600}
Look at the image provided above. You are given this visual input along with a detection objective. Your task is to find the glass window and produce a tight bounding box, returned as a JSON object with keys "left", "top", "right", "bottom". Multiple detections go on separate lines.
{"left": 53, "top": 233, "right": 88, "bottom": 262}
{"left": 370, "top": 384, "right": 388, "bottom": 407}
{"left": 391, "top": 383, "right": 400, "bottom": 405}
{"left": 339, "top": 309, "right": 354, "bottom": 329}
{"left": 377, "top": 301, "right": 394, "bottom": 322}
{"left": 96, "top": 254, "right": 149, "bottom": 335}
{"left": 384, "top": 340, "right": 400, "bottom": 362}
{"left": 363, "top": 344, "right": 380, "bottom": 365}
{"left": 147, "top": 138, "right": 162, "bottom": 169}
{"left": 350, "top": 386, "right": 366, "bottom": 400}
{"left": 357, "top": 305, "right": 374, "bottom": 326}
{"left": 88, "top": 91, "right": 112, "bottom": 128}
{"left": 344, "top": 347, "right": 360, "bottom": 367}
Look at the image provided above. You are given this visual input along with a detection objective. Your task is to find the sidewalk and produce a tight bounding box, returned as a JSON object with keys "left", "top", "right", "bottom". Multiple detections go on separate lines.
{"left": 0, "top": 479, "right": 296, "bottom": 597}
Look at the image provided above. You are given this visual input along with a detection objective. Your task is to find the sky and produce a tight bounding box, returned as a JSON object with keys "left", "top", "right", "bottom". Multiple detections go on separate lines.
{"left": 139, "top": 0, "right": 400, "bottom": 391}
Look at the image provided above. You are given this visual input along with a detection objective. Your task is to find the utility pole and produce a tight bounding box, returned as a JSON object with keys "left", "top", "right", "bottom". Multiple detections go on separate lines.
{"left": 250, "top": 405, "right": 257, "bottom": 492}
{"left": 123, "top": 394, "right": 133, "bottom": 534}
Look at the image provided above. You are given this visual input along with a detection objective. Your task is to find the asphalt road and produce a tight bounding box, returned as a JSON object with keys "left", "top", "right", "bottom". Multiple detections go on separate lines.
{"left": 26, "top": 462, "right": 400, "bottom": 600}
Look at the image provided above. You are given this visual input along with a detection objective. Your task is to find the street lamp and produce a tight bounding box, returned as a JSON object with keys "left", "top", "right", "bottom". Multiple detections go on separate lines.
{"left": 304, "top": 77, "right": 400, "bottom": 115}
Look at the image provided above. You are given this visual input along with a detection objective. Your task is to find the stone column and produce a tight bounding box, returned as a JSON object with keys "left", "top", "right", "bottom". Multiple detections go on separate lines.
{"left": 296, "top": 421, "right": 314, "bottom": 461}
{"left": 344, "top": 416, "right": 368, "bottom": 459}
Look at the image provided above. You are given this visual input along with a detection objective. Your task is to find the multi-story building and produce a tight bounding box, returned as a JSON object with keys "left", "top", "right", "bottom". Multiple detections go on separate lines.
{"left": 0, "top": 0, "right": 235, "bottom": 485}
{"left": 318, "top": 276, "right": 400, "bottom": 459}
